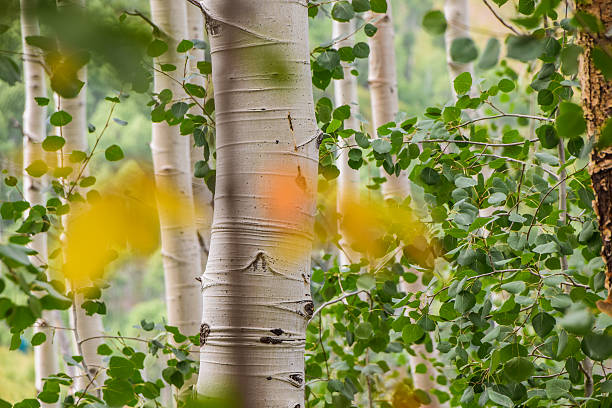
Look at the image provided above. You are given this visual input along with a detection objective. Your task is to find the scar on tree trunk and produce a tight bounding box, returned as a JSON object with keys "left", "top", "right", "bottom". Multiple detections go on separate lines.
{"left": 577, "top": 0, "right": 612, "bottom": 316}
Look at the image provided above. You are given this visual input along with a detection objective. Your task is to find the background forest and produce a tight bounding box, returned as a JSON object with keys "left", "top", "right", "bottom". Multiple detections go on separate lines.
{"left": 0, "top": 0, "right": 611, "bottom": 407}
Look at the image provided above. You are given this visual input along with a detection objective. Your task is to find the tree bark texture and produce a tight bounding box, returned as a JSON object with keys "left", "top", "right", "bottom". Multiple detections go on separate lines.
{"left": 333, "top": 19, "right": 361, "bottom": 265}
{"left": 21, "top": 0, "right": 58, "bottom": 402}
{"left": 578, "top": 0, "right": 612, "bottom": 315}
{"left": 196, "top": 1, "right": 319, "bottom": 406}
{"left": 149, "top": 0, "right": 202, "bottom": 341}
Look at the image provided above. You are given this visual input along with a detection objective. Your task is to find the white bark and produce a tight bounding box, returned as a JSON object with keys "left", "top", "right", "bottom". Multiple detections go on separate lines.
{"left": 333, "top": 19, "right": 360, "bottom": 265}
{"left": 367, "top": 1, "right": 410, "bottom": 200}
{"left": 369, "top": 2, "right": 444, "bottom": 406}
{"left": 444, "top": 0, "right": 475, "bottom": 85}
{"left": 149, "top": 0, "right": 202, "bottom": 342}
{"left": 55, "top": 0, "right": 106, "bottom": 392}
{"left": 187, "top": 6, "right": 213, "bottom": 273}
{"left": 21, "top": 0, "right": 58, "bottom": 401}
{"left": 196, "top": 1, "right": 319, "bottom": 406}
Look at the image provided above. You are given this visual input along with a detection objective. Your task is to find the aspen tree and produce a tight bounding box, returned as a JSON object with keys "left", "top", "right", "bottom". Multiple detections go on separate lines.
{"left": 368, "top": 2, "right": 443, "bottom": 405}
{"left": 194, "top": 1, "right": 319, "bottom": 406}
{"left": 149, "top": 0, "right": 202, "bottom": 345}
{"left": 21, "top": 0, "right": 58, "bottom": 402}
{"left": 186, "top": 5, "right": 213, "bottom": 272}
{"left": 443, "top": 0, "right": 474, "bottom": 86}
{"left": 579, "top": 0, "right": 612, "bottom": 317}
{"left": 53, "top": 0, "right": 107, "bottom": 392}
{"left": 333, "top": 19, "right": 360, "bottom": 265}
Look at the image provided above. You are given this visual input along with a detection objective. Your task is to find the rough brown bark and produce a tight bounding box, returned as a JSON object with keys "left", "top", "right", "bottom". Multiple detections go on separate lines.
{"left": 578, "top": 0, "right": 612, "bottom": 315}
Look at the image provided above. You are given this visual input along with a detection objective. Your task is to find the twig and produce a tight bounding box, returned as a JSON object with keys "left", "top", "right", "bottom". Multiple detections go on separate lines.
{"left": 450, "top": 113, "right": 554, "bottom": 130}
{"left": 481, "top": 0, "right": 521, "bottom": 35}
{"left": 122, "top": 10, "right": 165, "bottom": 37}
{"left": 419, "top": 138, "right": 538, "bottom": 147}
{"left": 476, "top": 153, "right": 559, "bottom": 180}
{"left": 310, "top": 290, "right": 365, "bottom": 321}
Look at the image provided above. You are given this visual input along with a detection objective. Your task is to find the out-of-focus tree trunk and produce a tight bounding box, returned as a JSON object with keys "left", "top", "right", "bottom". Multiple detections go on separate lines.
{"left": 333, "top": 19, "right": 360, "bottom": 265}
{"left": 21, "top": 0, "right": 58, "bottom": 403}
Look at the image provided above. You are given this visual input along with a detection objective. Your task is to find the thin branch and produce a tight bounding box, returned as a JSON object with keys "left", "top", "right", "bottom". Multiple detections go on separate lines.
{"left": 481, "top": 0, "right": 521, "bottom": 35}
{"left": 420, "top": 138, "right": 539, "bottom": 147}
{"left": 450, "top": 113, "right": 554, "bottom": 130}
{"left": 476, "top": 153, "right": 560, "bottom": 180}
{"left": 310, "top": 290, "right": 365, "bottom": 321}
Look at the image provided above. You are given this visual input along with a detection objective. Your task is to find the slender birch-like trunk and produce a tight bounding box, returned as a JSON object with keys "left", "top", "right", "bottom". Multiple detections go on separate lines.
{"left": 55, "top": 0, "right": 106, "bottom": 391}
{"left": 149, "top": 0, "right": 202, "bottom": 344}
{"left": 333, "top": 19, "right": 360, "bottom": 265}
{"left": 579, "top": 0, "right": 612, "bottom": 316}
{"left": 21, "top": 0, "right": 58, "bottom": 402}
{"left": 196, "top": 2, "right": 319, "bottom": 406}
{"left": 443, "top": 0, "right": 474, "bottom": 85}
{"left": 368, "top": 2, "right": 443, "bottom": 406}
{"left": 187, "top": 6, "right": 213, "bottom": 272}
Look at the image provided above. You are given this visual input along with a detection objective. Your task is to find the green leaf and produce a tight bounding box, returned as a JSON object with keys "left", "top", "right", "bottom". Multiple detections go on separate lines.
{"left": 507, "top": 35, "right": 545, "bottom": 62}
{"left": 352, "top": 0, "right": 370, "bottom": 12}
{"left": 103, "top": 378, "right": 135, "bottom": 407}
{"left": 364, "top": 23, "right": 378, "bottom": 37}
{"left": 504, "top": 357, "right": 534, "bottom": 382}
{"left": 355, "top": 322, "right": 372, "bottom": 339}
{"left": 536, "top": 124, "right": 559, "bottom": 148}
{"left": 488, "top": 192, "right": 507, "bottom": 205}
{"left": 581, "top": 333, "right": 612, "bottom": 361}
{"left": 488, "top": 389, "right": 513, "bottom": 407}
{"left": 592, "top": 46, "right": 612, "bottom": 80}
{"left": 197, "top": 61, "right": 212, "bottom": 75}
{"left": 455, "top": 291, "right": 476, "bottom": 313}
{"left": 559, "top": 308, "right": 593, "bottom": 335}
{"left": 108, "top": 356, "right": 135, "bottom": 378}
{"left": 50, "top": 111, "right": 72, "bottom": 127}
{"left": 31, "top": 332, "right": 46, "bottom": 346}
{"left": 420, "top": 167, "right": 440, "bottom": 185}
{"left": 369, "top": 0, "right": 387, "bottom": 13}
{"left": 176, "top": 39, "right": 194, "bottom": 53}
{"left": 478, "top": 38, "right": 500, "bottom": 69}
{"left": 25, "top": 160, "right": 48, "bottom": 178}
{"left": 453, "top": 72, "right": 472, "bottom": 95}
{"left": 147, "top": 39, "right": 168, "bottom": 58}
{"left": 171, "top": 102, "right": 190, "bottom": 119}
{"left": 372, "top": 139, "right": 391, "bottom": 154}
{"left": 316, "top": 50, "right": 340, "bottom": 71}
{"left": 450, "top": 37, "right": 478, "bottom": 63}
{"left": 104, "top": 145, "right": 124, "bottom": 162}
{"left": 332, "top": 1, "right": 355, "bottom": 22}
{"left": 561, "top": 44, "right": 582, "bottom": 76}
{"left": 597, "top": 118, "right": 612, "bottom": 149}
{"left": 518, "top": 0, "right": 535, "bottom": 14}
{"left": 356, "top": 274, "right": 376, "bottom": 290}
{"left": 0, "top": 55, "right": 20, "bottom": 86}
{"left": 567, "top": 137, "right": 585, "bottom": 157}
{"left": 533, "top": 241, "right": 557, "bottom": 254}
{"left": 556, "top": 102, "right": 586, "bottom": 138}
{"left": 353, "top": 42, "right": 370, "bottom": 58}
{"left": 498, "top": 78, "right": 515, "bottom": 92}
{"left": 34, "top": 97, "right": 49, "bottom": 106}
{"left": 532, "top": 312, "right": 555, "bottom": 337}
{"left": 42, "top": 136, "right": 66, "bottom": 152}
{"left": 455, "top": 176, "right": 476, "bottom": 188}
{"left": 97, "top": 344, "right": 113, "bottom": 355}
{"left": 500, "top": 281, "right": 525, "bottom": 294}
{"left": 402, "top": 323, "right": 424, "bottom": 344}
{"left": 422, "top": 10, "right": 447, "bottom": 35}
{"left": 546, "top": 379, "right": 571, "bottom": 400}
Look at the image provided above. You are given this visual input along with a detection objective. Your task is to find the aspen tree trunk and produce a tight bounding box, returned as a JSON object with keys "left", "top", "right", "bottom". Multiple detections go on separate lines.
{"left": 368, "top": 3, "right": 443, "bottom": 406}
{"left": 196, "top": 1, "right": 319, "bottom": 406}
{"left": 55, "top": 0, "right": 106, "bottom": 391}
{"left": 443, "top": 0, "right": 474, "bottom": 86}
{"left": 150, "top": 0, "right": 202, "bottom": 345}
{"left": 579, "top": 0, "right": 612, "bottom": 316}
{"left": 367, "top": 1, "right": 409, "bottom": 199}
{"left": 21, "top": 0, "right": 58, "bottom": 402}
{"left": 333, "top": 19, "right": 360, "bottom": 265}
{"left": 187, "top": 6, "right": 213, "bottom": 272}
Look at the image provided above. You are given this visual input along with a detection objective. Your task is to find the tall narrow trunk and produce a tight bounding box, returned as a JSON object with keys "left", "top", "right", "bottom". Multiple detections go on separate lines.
{"left": 443, "top": 0, "right": 474, "bottom": 85}
{"left": 187, "top": 5, "right": 213, "bottom": 273}
{"left": 21, "top": 0, "right": 58, "bottom": 403}
{"left": 196, "top": 2, "right": 319, "bottom": 406}
{"left": 55, "top": 0, "right": 106, "bottom": 391}
{"left": 368, "top": 2, "right": 443, "bottom": 406}
{"left": 579, "top": 0, "right": 612, "bottom": 316}
{"left": 149, "top": 0, "right": 202, "bottom": 344}
{"left": 333, "top": 19, "right": 360, "bottom": 265}
{"left": 367, "top": 1, "right": 409, "bottom": 199}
